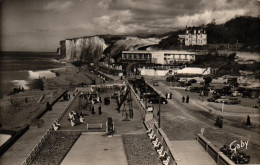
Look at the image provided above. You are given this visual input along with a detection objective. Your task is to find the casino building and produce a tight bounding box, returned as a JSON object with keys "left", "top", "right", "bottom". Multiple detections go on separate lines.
{"left": 121, "top": 50, "right": 196, "bottom": 65}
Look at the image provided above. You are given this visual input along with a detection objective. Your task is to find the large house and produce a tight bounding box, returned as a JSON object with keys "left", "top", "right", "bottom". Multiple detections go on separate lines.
{"left": 179, "top": 27, "right": 207, "bottom": 46}
{"left": 121, "top": 50, "right": 196, "bottom": 64}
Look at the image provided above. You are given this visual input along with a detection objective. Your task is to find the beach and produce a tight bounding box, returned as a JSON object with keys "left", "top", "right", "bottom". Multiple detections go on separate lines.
{"left": 0, "top": 56, "right": 101, "bottom": 132}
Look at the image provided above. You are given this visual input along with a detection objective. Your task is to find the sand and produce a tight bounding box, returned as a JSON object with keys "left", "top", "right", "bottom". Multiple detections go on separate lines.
{"left": 0, "top": 63, "right": 103, "bottom": 131}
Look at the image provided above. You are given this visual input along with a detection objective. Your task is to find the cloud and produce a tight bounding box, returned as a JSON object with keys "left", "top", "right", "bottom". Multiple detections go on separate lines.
{"left": 175, "top": 9, "right": 247, "bottom": 27}
{"left": 94, "top": 0, "right": 259, "bottom": 34}
{"left": 43, "top": 0, "right": 74, "bottom": 12}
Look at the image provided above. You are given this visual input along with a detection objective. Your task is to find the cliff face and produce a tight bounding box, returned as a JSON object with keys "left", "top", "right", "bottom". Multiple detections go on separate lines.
{"left": 60, "top": 36, "right": 107, "bottom": 62}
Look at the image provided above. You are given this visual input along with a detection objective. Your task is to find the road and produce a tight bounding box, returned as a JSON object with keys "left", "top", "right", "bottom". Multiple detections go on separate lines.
{"left": 144, "top": 77, "right": 260, "bottom": 163}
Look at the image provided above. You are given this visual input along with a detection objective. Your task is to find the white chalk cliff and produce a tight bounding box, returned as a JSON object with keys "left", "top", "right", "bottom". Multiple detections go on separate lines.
{"left": 60, "top": 36, "right": 107, "bottom": 62}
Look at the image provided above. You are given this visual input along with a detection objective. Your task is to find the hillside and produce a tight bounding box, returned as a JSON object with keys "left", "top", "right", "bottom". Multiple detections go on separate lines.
{"left": 103, "top": 37, "right": 161, "bottom": 62}
{"left": 158, "top": 16, "right": 260, "bottom": 51}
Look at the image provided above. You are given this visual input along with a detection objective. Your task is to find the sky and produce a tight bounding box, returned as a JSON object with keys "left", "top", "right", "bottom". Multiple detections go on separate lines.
{"left": 0, "top": 0, "right": 259, "bottom": 52}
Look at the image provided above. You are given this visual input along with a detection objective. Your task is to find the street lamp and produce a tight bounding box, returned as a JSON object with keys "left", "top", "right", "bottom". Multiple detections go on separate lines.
{"left": 221, "top": 101, "right": 224, "bottom": 112}
{"left": 145, "top": 81, "right": 148, "bottom": 109}
{"left": 158, "top": 91, "right": 161, "bottom": 128}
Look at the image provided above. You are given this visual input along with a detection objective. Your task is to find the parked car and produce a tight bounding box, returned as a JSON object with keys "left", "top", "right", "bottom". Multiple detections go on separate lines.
{"left": 166, "top": 76, "right": 180, "bottom": 82}
{"left": 215, "top": 96, "right": 228, "bottom": 103}
{"left": 148, "top": 97, "right": 168, "bottom": 104}
{"left": 188, "top": 79, "right": 197, "bottom": 84}
{"left": 153, "top": 82, "right": 159, "bottom": 86}
{"left": 111, "top": 92, "right": 119, "bottom": 99}
{"left": 207, "top": 95, "right": 221, "bottom": 102}
{"left": 231, "top": 91, "right": 242, "bottom": 97}
{"left": 190, "top": 87, "right": 202, "bottom": 93}
{"left": 178, "top": 78, "right": 187, "bottom": 82}
{"left": 147, "top": 105, "right": 154, "bottom": 112}
{"left": 226, "top": 97, "right": 241, "bottom": 104}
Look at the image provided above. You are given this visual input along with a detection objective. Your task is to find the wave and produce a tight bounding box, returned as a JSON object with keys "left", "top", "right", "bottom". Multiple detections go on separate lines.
{"left": 28, "top": 70, "right": 56, "bottom": 79}
{"left": 12, "top": 80, "right": 30, "bottom": 89}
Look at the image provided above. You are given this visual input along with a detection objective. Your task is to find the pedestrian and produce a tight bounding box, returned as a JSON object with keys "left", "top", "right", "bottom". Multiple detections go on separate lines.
{"left": 170, "top": 92, "right": 173, "bottom": 99}
{"left": 246, "top": 115, "right": 251, "bottom": 126}
{"left": 98, "top": 105, "right": 102, "bottom": 115}
{"left": 92, "top": 106, "right": 95, "bottom": 114}
{"left": 182, "top": 96, "right": 185, "bottom": 103}
{"left": 186, "top": 95, "right": 189, "bottom": 103}
{"left": 165, "top": 92, "right": 168, "bottom": 99}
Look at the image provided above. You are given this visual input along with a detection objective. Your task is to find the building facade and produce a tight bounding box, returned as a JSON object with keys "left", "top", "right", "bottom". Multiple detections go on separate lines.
{"left": 179, "top": 27, "right": 207, "bottom": 46}
{"left": 121, "top": 50, "right": 196, "bottom": 64}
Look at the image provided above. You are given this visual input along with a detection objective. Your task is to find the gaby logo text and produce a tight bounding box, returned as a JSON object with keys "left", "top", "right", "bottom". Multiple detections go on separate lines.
{"left": 229, "top": 140, "right": 249, "bottom": 153}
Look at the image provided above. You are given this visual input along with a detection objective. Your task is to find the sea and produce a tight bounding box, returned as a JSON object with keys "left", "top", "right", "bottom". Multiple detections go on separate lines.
{"left": 0, "top": 51, "right": 65, "bottom": 98}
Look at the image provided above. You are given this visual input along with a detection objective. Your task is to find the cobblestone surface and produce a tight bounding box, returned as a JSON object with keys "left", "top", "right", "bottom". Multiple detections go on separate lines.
{"left": 31, "top": 131, "right": 81, "bottom": 165}
{"left": 122, "top": 134, "right": 161, "bottom": 165}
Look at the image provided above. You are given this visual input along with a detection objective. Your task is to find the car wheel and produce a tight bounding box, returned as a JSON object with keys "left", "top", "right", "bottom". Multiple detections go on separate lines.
{"left": 149, "top": 101, "right": 152, "bottom": 104}
{"left": 162, "top": 101, "right": 166, "bottom": 104}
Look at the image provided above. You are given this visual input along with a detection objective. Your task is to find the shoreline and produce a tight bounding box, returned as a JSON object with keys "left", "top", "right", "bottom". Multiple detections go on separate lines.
{"left": 0, "top": 61, "right": 102, "bottom": 131}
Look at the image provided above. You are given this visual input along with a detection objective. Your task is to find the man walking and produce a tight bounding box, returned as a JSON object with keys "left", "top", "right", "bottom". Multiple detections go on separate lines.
{"left": 98, "top": 105, "right": 102, "bottom": 115}
{"left": 91, "top": 105, "right": 95, "bottom": 114}
{"left": 246, "top": 115, "right": 251, "bottom": 126}
{"left": 186, "top": 95, "right": 189, "bottom": 103}
{"left": 182, "top": 96, "right": 185, "bottom": 103}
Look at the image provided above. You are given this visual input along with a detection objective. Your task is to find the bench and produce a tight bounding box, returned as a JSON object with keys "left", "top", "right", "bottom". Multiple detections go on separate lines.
{"left": 154, "top": 142, "right": 161, "bottom": 149}
{"left": 87, "top": 123, "right": 103, "bottom": 130}
{"left": 149, "top": 134, "right": 156, "bottom": 141}
{"left": 152, "top": 138, "right": 159, "bottom": 145}
{"left": 148, "top": 131, "right": 154, "bottom": 138}
{"left": 146, "top": 128, "right": 152, "bottom": 134}
{"left": 52, "top": 123, "right": 60, "bottom": 130}
{"left": 163, "top": 156, "right": 170, "bottom": 165}
{"left": 159, "top": 151, "right": 167, "bottom": 159}
{"left": 157, "top": 146, "right": 164, "bottom": 154}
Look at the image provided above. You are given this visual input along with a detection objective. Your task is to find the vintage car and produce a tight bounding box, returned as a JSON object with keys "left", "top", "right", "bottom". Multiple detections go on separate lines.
{"left": 147, "top": 105, "right": 154, "bottom": 112}
{"left": 215, "top": 96, "right": 228, "bottom": 103}
{"left": 148, "top": 97, "right": 168, "bottom": 104}
{"left": 231, "top": 91, "right": 242, "bottom": 97}
{"left": 153, "top": 82, "right": 159, "bottom": 86}
{"left": 226, "top": 97, "right": 241, "bottom": 104}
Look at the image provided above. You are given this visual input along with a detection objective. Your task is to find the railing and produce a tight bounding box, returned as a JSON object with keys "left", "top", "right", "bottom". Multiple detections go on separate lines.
{"left": 196, "top": 134, "right": 235, "bottom": 165}
{"left": 127, "top": 81, "right": 146, "bottom": 121}
{"left": 23, "top": 91, "right": 79, "bottom": 165}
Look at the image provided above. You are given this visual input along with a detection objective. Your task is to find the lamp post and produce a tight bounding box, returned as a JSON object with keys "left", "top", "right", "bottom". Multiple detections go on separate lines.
{"left": 221, "top": 101, "right": 224, "bottom": 112}
{"left": 145, "top": 81, "right": 148, "bottom": 109}
{"left": 158, "top": 92, "right": 161, "bottom": 128}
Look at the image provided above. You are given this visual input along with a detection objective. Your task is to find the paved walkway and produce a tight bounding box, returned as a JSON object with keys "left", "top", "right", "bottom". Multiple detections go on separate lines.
{"left": 61, "top": 133, "right": 128, "bottom": 165}
{"left": 170, "top": 140, "right": 216, "bottom": 165}
{"left": 0, "top": 92, "right": 75, "bottom": 165}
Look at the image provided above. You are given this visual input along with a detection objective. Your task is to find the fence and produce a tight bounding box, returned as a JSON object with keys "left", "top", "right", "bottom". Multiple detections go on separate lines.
{"left": 196, "top": 134, "right": 235, "bottom": 165}
{"left": 23, "top": 91, "right": 79, "bottom": 165}
{"left": 127, "top": 81, "right": 146, "bottom": 121}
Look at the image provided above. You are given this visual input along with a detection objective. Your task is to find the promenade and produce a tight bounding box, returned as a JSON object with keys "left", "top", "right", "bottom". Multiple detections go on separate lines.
{"left": 170, "top": 140, "right": 216, "bottom": 165}
{"left": 61, "top": 133, "right": 128, "bottom": 165}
